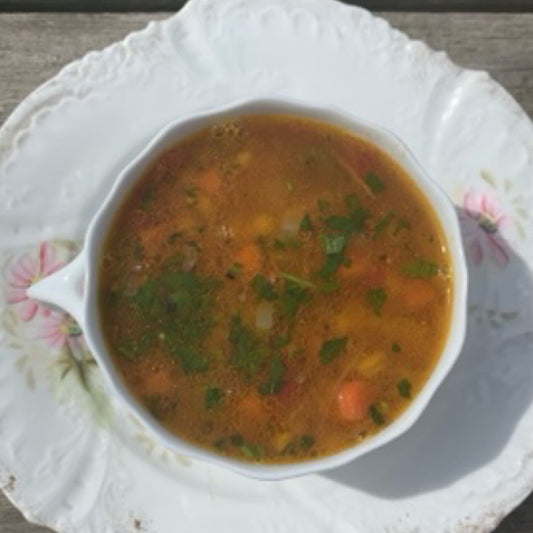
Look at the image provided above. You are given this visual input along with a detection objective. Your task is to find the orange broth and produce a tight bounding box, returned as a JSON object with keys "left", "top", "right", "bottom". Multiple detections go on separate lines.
{"left": 99, "top": 114, "right": 452, "bottom": 463}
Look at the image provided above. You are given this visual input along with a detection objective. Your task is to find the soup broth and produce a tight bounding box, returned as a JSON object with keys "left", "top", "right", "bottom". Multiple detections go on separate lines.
{"left": 99, "top": 114, "right": 452, "bottom": 463}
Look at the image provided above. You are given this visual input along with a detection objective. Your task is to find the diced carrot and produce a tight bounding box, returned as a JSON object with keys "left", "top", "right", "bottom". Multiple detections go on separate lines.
{"left": 239, "top": 392, "right": 266, "bottom": 420}
{"left": 196, "top": 169, "right": 222, "bottom": 195}
{"left": 335, "top": 380, "right": 374, "bottom": 421}
{"left": 403, "top": 279, "right": 437, "bottom": 311}
{"left": 235, "top": 243, "right": 262, "bottom": 276}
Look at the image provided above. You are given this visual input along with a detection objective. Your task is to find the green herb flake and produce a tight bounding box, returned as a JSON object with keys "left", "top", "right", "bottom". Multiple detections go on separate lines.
{"left": 319, "top": 280, "right": 340, "bottom": 293}
{"left": 140, "top": 187, "right": 154, "bottom": 209}
{"left": 393, "top": 218, "right": 412, "bottom": 236}
{"left": 228, "top": 315, "right": 266, "bottom": 376}
{"left": 133, "top": 241, "right": 144, "bottom": 260}
{"left": 403, "top": 259, "right": 439, "bottom": 278}
{"left": 300, "top": 213, "right": 313, "bottom": 231}
{"left": 167, "top": 232, "right": 182, "bottom": 244}
{"left": 369, "top": 403, "right": 385, "bottom": 425}
{"left": 300, "top": 435, "right": 315, "bottom": 450}
{"left": 230, "top": 434, "right": 244, "bottom": 446}
{"left": 397, "top": 378, "right": 412, "bottom": 399}
{"left": 240, "top": 443, "right": 263, "bottom": 460}
{"left": 373, "top": 211, "right": 394, "bottom": 238}
{"left": 366, "top": 288, "right": 387, "bottom": 316}
{"left": 226, "top": 262, "right": 242, "bottom": 279}
{"left": 317, "top": 253, "right": 344, "bottom": 280}
{"left": 321, "top": 233, "right": 347, "bottom": 255}
{"left": 392, "top": 342, "right": 401, "bottom": 353}
{"left": 281, "top": 280, "right": 312, "bottom": 321}
{"left": 280, "top": 272, "right": 315, "bottom": 289}
{"left": 344, "top": 193, "right": 359, "bottom": 211}
{"left": 272, "top": 334, "right": 290, "bottom": 348}
{"left": 318, "top": 199, "right": 331, "bottom": 212}
{"left": 250, "top": 274, "right": 278, "bottom": 300}
{"left": 158, "top": 270, "right": 218, "bottom": 373}
{"left": 364, "top": 172, "right": 386, "bottom": 193}
{"left": 319, "top": 336, "right": 348, "bottom": 364}
{"left": 258, "top": 354, "right": 285, "bottom": 395}
{"left": 205, "top": 387, "right": 223, "bottom": 409}
{"left": 133, "top": 279, "right": 155, "bottom": 311}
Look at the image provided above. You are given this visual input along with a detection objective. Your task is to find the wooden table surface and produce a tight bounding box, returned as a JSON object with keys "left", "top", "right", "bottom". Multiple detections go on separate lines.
{"left": 1, "top": 3, "right": 533, "bottom": 532}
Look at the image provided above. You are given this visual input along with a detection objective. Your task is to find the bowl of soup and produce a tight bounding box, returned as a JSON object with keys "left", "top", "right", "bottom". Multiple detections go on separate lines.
{"left": 28, "top": 98, "right": 467, "bottom": 480}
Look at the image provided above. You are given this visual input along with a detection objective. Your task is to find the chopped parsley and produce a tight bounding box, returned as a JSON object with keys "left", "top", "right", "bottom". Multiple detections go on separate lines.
{"left": 280, "top": 271, "right": 315, "bottom": 289}
{"left": 240, "top": 442, "right": 263, "bottom": 460}
{"left": 258, "top": 354, "right": 285, "bottom": 395}
{"left": 367, "top": 288, "right": 387, "bottom": 316}
{"left": 321, "top": 232, "right": 347, "bottom": 255}
{"left": 393, "top": 218, "right": 412, "bottom": 236}
{"left": 397, "top": 378, "right": 412, "bottom": 399}
{"left": 250, "top": 274, "right": 278, "bottom": 300}
{"left": 280, "top": 280, "right": 312, "bottom": 321}
{"left": 317, "top": 253, "right": 345, "bottom": 280}
{"left": 402, "top": 259, "right": 439, "bottom": 278}
{"left": 229, "top": 434, "right": 263, "bottom": 459}
{"left": 131, "top": 270, "right": 217, "bottom": 373}
{"left": 319, "top": 279, "right": 340, "bottom": 293}
{"left": 167, "top": 232, "right": 182, "bottom": 244}
{"left": 300, "top": 213, "right": 313, "bottom": 231}
{"left": 344, "top": 193, "right": 359, "bottom": 211}
{"left": 392, "top": 342, "right": 401, "bottom": 353}
{"left": 226, "top": 262, "right": 242, "bottom": 279}
{"left": 369, "top": 403, "right": 385, "bottom": 425}
{"left": 272, "top": 333, "right": 290, "bottom": 348}
{"left": 319, "top": 336, "right": 348, "bottom": 364}
{"left": 317, "top": 199, "right": 330, "bottom": 212}
{"left": 228, "top": 315, "right": 266, "bottom": 377}
{"left": 373, "top": 211, "right": 394, "bottom": 238}
{"left": 300, "top": 435, "right": 315, "bottom": 450}
{"left": 140, "top": 187, "right": 154, "bottom": 209}
{"left": 325, "top": 211, "right": 366, "bottom": 233}
{"left": 364, "top": 172, "right": 386, "bottom": 193}
{"left": 205, "top": 387, "right": 223, "bottom": 409}
{"left": 230, "top": 434, "right": 244, "bottom": 446}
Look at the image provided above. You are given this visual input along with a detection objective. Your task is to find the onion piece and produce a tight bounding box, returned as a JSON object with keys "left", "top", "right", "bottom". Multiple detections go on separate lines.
{"left": 279, "top": 211, "right": 301, "bottom": 239}
{"left": 255, "top": 302, "right": 274, "bottom": 330}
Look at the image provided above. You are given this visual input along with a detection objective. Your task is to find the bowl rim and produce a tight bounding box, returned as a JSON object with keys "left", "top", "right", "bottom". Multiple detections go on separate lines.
{"left": 33, "top": 96, "right": 469, "bottom": 480}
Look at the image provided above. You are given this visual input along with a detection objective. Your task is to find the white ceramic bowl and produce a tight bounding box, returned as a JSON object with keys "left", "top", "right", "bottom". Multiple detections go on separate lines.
{"left": 27, "top": 98, "right": 468, "bottom": 480}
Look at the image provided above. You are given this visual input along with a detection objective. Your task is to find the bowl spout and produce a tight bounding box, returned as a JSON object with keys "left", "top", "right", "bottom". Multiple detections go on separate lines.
{"left": 27, "top": 249, "right": 86, "bottom": 327}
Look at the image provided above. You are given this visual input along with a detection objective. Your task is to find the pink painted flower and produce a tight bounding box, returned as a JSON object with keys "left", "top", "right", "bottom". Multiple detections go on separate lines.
{"left": 37, "top": 310, "right": 85, "bottom": 352}
{"left": 6, "top": 242, "right": 64, "bottom": 321}
{"left": 460, "top": 190, "right": 509, "bottom": 267}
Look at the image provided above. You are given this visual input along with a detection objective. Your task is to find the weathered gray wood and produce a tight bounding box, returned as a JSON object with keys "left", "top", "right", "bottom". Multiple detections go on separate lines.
{"left": 0, "top": 11, "right": 532, "bottom": 533}
{"left": 2, "top": 0, "right": 533, "bottom": 13}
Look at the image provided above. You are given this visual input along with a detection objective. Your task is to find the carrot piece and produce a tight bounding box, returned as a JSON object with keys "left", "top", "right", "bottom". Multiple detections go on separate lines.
{"left": 196, "top": 169, "right": 222, "bottom": 195}
{"left": 239, "top": 392, "right": 266, "bottom": 420}
{"left": 403, "top": 279, "right": 437, "bottom": 311}
{"left": 235, "top": 243, "right": 262, "bottom": 276}
{"left": 335, "top": 380, "right": 374, "bottom": 421}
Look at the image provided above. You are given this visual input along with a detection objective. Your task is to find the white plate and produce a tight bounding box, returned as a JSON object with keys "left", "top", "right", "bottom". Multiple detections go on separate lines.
{"left": 1, "top": 0, "right": 532, "bottom": 531}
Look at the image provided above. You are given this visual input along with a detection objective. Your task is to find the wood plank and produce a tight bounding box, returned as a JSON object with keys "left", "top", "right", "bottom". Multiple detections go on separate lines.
{"left": 1, "top": 0, "right": 533, "bottom": 12}
{"left": 0, "top": 11, "right": 533, "bottom": 533}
